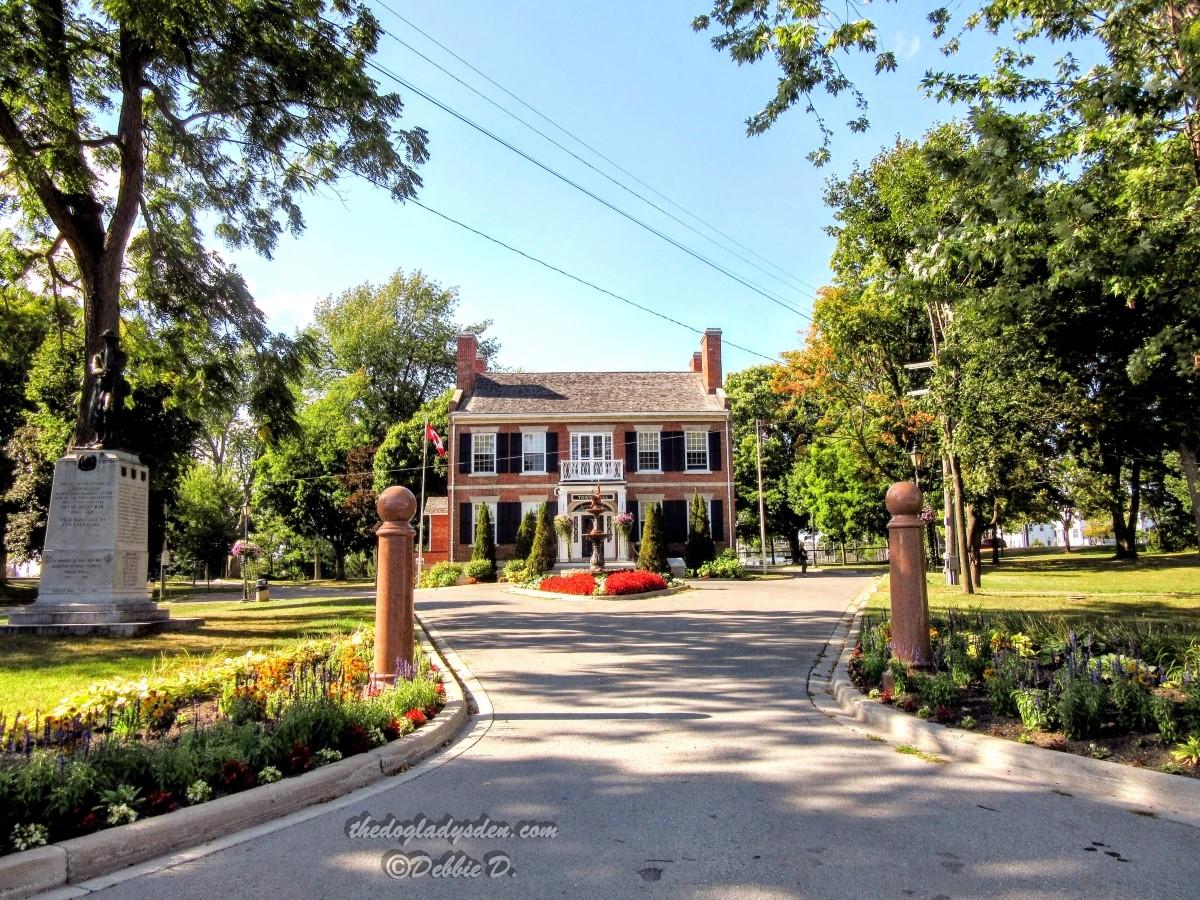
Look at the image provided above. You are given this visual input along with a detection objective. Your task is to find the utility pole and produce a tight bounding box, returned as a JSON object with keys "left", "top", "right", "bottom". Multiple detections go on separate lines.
{"left": 755, "top": 418, "right": 768, "bottom": 575}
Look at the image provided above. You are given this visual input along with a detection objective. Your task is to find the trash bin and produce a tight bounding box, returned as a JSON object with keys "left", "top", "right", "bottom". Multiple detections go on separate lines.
{"left": 255, "top": 578, "right": 270, "bottom": 602}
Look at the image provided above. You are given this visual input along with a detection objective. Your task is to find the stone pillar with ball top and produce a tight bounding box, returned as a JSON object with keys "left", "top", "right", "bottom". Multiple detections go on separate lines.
{"left": 885, "top": 480, "right": 932, "bottom": 669}
{"left": 372, "top": 485, "right": 417, "bottom": 687}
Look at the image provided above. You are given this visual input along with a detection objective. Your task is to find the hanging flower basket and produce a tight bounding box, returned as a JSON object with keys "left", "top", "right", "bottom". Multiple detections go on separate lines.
{"left": 614, "top": 511, "right": 634, "bottom": 537}
{"left": 553, "top": 514, "right": 573, "bottom": 538}
{"left": 231, "top": 539, "right": 263, "bottom": 560}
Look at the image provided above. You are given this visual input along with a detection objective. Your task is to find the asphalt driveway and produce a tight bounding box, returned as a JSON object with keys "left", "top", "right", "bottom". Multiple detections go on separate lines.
{"left": 63, "top": 572, "right": 1198, "bottom": 899}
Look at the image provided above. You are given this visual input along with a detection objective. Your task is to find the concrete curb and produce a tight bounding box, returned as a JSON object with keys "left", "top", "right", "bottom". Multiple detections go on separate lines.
{"left": 809, "top": 586, "right": 1200, "bottom": 831}
{"left": 0, "top": 620, "right": 471, "bottom": 899}
{"left": 504, "top": 583, "right": 689, "bottom": 602}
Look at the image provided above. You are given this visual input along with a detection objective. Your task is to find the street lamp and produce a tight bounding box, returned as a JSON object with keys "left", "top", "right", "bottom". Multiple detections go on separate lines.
{"left": 909, "top": 447, "right": 925, "bottom": 488}
{"left": 241, "top": 502, "right": 251, "bottom": 601}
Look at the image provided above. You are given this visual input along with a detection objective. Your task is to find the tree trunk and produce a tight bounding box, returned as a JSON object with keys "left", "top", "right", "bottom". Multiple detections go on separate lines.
{"left": 786, "top": 530, "right": 801, "bottom": 565}
{"left": 839, "top": 542, "right": 847, "bottom": 566}
{"left": 990, "top": 501, "right": 1002, "bottom": 566}
{"left": 949, "top": 453, "right": 975, "bottom": 593}
{"left": 314, "top": 551, "right": 322, "bottom": 581}
{"left": 965, "top": 503, "right": 985, "bottom": 587}
{"left": 1060, "top": 510, "right": 1073, "bottom": 553}
{"left": 1180, "top": 442, "right": 1200, "bottom": 550}
{"left": 335, "top": 549, "right": 346, "bottom": 581}
{"left": 1109, "top": 457, "right": 1141, "bottom": 559}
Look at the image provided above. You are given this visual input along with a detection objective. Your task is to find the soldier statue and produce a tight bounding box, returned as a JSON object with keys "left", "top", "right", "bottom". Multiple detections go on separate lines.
{"left": 85, "top": 329, "right": 126, "bottom": 449}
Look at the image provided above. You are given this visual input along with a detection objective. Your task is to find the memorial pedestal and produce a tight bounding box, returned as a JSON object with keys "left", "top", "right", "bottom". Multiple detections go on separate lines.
{"left": 2, "top": 450, "right": 202, "bottom": 636}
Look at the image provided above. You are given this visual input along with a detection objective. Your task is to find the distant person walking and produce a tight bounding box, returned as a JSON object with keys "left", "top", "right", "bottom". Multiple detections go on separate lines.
{"left": 797, "top": 545, "right": 808, "bottom": 576}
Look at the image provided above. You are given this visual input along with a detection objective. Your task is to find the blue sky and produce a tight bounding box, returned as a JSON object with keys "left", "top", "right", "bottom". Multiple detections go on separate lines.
{"left": 229, "top": 1, "right": 1004, "bottom": 375}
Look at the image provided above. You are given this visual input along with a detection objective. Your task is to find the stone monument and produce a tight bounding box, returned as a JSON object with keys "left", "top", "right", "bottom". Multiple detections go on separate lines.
{"left": 2, "top": 332, "right": 202, "bottom": 636}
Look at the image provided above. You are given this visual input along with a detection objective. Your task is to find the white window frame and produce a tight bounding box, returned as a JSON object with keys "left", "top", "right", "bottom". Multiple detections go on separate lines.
{"left": 522, "top": 432, "right": 546, "bottom": 474}
{"left": 637, "top": 431, "right": 661, "bottom": 471}
{"left": 685, "top": 431, "right": 709, "bottom": 471}
{"left": 570, "top": 432, "right": 613, "bottom": 461}
{"left": 472, "top": 432, "right": 496, "bottom": 474}
{"left": 471, "top": 501, "right": 498, "bottom": 542}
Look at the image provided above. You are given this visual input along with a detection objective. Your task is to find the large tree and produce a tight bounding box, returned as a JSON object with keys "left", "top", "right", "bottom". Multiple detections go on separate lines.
{"left": 314, "top": 270, "right": 495, "bottom": 441}
{"left": 0, "top": 0, "right": 428, "bottom": 444}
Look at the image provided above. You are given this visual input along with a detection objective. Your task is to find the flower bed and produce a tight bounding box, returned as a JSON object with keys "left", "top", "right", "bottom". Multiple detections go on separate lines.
{"left": 850, "top": 610, "right": 1200, "bottom": 776}
{"left": 0, "top": 631, "right": 446, "bottom": 856}
{"left": 603, "top": 570, "right": 667, "bottom": 595}
{"left": 535, "top": 570, "right": 669, "bottom": 596}
{"left": 539, "top": 572, "right": 597, "bottom": 595}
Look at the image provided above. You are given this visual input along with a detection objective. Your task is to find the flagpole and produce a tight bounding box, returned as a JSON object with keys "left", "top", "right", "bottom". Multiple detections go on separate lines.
{"left": 417, "top": 416, "right": 429, "bottom": 576}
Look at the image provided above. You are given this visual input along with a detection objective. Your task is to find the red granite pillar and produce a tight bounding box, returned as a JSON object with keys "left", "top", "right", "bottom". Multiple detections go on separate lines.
{"left": 886, "top": 481, "right": 932, "bottom": 669}
{"left": 373, "top": 486, "right": 416, "bottom": 686}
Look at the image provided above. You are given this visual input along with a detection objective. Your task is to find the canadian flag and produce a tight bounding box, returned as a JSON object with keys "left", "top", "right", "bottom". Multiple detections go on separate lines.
{"left": 426, "top": 422, "right": 446, "bottom": 458}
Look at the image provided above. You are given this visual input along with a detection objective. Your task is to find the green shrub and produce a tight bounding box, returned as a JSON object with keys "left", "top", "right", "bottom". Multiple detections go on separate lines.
{"left": 697, "top": 549, "right": 746, "bottom": 579}
{"left": 1109, "top": 678, "right": 1153, "bottom": 733}
{"left": 526, "top": 503, "right": 557, "bottom": 576}
{"left": 501, "top": 559, "right": 527, "bottom": 582}
{"left": 636, "top": 503, "right": 668, "bottom": 573}
{"left": 684, "top": 491, "right": 716, "bottom": 571}
{"left": 1055, "top": 678, "right": 1106, "bottom": 740}
{"left": 420, "top": 562, "right": 462, "bottom": 588}
{"left": 888, "top": 658, "right": 910, "bottom": 696}
{"left": 463, "top": 559, "right": 494, "bottom": 581}
{"left": 986, "top": 673, "right": 1019, "bottom": 717}
{"left": 514, "top": 510, "right": 537, "bottom": 560}
{"left": 1013, "top": 688, "right": 1056, "bottom": 731}
{"left": 861, "top": 652, "right": 888, "bottom": 686}
{"left": 918, "top": 672, "right": 961, "bottom": 709}
{"left": 471, "top": 504, "right": 496, "bottom": 566}
{"left": 1151, "top": 694, "right": 1178, "bottom": 743}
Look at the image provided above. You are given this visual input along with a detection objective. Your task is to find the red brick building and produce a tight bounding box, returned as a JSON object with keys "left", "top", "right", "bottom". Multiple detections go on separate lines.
{"left": 444, "top": 329, "right": 734, "bottom": 565}
{"left": 419, "top": 497, "right": 450, "bottom": 567}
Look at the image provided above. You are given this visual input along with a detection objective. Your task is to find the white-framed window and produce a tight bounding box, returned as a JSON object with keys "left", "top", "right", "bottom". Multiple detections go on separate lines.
{"left": 637, "top": 431, "right": 661, "bottom": 471}
{"left": 522, "top": 432, "right": 546, "bottom": 473}
{"left": 685, "top": 431, "right": 709, "bottom": 471}
{"left": 472, "top": 502, "right": 498, "bottom": 541}
{"left": 638, "top": 500, "right": 662, "bottom": 530}
{"left": 472, "top": 432, "right": 496, "bottom": 474}
{"left": 570, "top": 432, "right": 613, "bottom": 460}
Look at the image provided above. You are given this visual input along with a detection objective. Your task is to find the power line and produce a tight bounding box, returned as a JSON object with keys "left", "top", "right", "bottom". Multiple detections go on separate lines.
{"left": 372, "top": 1, "right": 825, "bottom": 298}
{"left": 372, "top": 4, "right": 819, "bottom": 305}
{"left": 356, "top": 55, "right": 813, "bottom": 321}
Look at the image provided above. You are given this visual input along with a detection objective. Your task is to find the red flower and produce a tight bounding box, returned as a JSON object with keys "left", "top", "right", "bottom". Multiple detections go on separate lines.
{"left": 147, "top": 789, "right": 179, "bottom": 815}
{"left": 879, "top": 689, "right": 895, "bottom": 704}
{"left": 383, "top": 717, "right": 404, "bottom": 741}
{"left": 285, "top": 741, "right": 313, "bottom": 775}
{"left": 603, "top": 570, "right": 667, "bottom": 595}
{"left": 219, "top": 758, "right": 256, "bottom": 792}
{"left": 539, "top": 572, "right": 597, "bottom": 595}
{"left": 405, "top": 708, "right": 427, "bottom": 727}
{"left": 340, "top": 723, "right": 374, "bottom": 755}
{"left": 434, "top": 682, "right": 446, "bottom": 696}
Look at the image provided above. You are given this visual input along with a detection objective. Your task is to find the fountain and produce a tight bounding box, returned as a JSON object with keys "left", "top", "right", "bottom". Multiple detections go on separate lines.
{"left": 585, "top": 483, "right": 610, "bottom": 572}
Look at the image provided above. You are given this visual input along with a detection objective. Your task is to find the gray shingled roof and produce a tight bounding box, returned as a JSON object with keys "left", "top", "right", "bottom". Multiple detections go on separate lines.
{"left": 459, "top": 372, "right": 724, "bottom": 414}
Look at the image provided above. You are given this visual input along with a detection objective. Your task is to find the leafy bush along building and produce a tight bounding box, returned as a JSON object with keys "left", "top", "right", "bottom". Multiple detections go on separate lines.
{"left": 445, "top": 330, "right": 734, "bottom": 565}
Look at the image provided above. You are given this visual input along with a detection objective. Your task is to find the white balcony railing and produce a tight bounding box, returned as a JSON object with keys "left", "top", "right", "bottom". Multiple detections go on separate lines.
{"left": 559, "top": 458, "right": 625, "bottom": 481}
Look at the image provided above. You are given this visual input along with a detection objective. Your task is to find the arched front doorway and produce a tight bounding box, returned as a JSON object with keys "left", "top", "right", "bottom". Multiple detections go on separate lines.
{"left": 565, "top": 490, "right": 619, "bottom": 562}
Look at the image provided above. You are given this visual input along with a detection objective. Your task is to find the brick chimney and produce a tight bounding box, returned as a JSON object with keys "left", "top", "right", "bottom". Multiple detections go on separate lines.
{"left": 456, "top": 332, "right": 479, "bottom": 394}
{"left": 700, "top": 329, "right": 722, "bottom": 393}
{"left": 474, "top": 356, "right": 487, "bottom": 374}
{"left": 691, "top": 351, "right": 703, "bottom": 373}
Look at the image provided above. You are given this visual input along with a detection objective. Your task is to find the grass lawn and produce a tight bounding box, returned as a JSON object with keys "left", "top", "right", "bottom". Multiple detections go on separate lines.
{"left": 867, "top": 547, "right": 1200, "bottom": 626}
{"left": 0, "top": 595, "right": 375, "bottom": 719}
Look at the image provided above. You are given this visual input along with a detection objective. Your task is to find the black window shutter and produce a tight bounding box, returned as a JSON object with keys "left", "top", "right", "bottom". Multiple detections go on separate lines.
{"left": 497, "top": 502, "right": 521, "bottom": 543}
{"left": 625, "top": 431, "right": 637, "bottom": 473}
{"left": 628, "top": 500, "right": 640, "bottom": 542}
{"left": 662, "top": 431, "right": 682, "bottom": 471}
{"left": 546, "top": 431, "right": 559, "bottom": 473}
{"left": 711, "top": 499, "right": 724, "bottom": 542}
{"left": 459, "top": 502, "right": 472, "bottom": 544}
{"left": 708, "top": 431, "right": 722, "bottom": 471}
{"left": 495, "top": 433, "right": 509, "bottom": 475}
{"left": 663, "top": 499, "right": 687, "bottom": 544}
{"left": 458, "top": 433, "right": 472, "bottom": 475}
